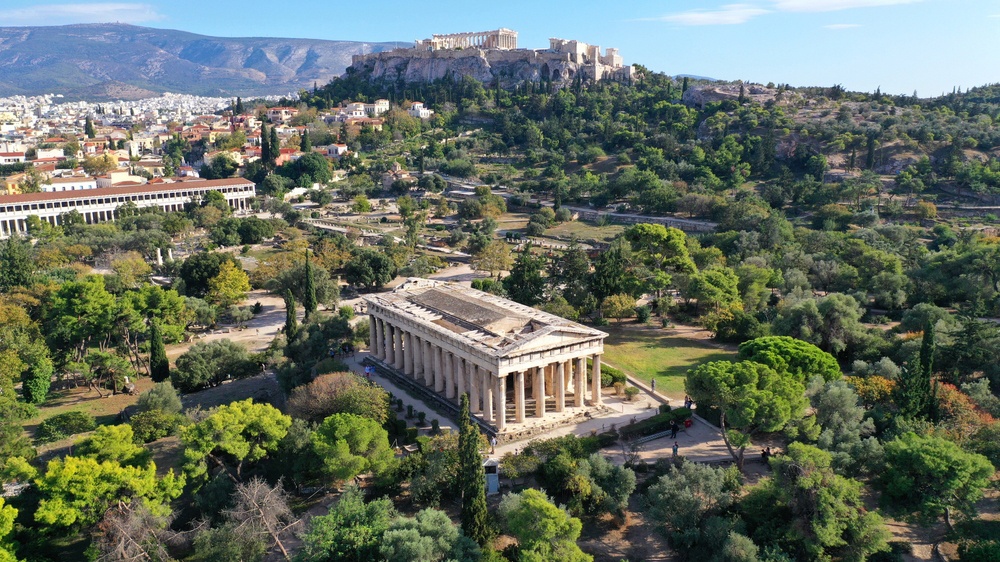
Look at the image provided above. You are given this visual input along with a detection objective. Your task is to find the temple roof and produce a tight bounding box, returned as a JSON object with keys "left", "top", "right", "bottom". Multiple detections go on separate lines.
{"left": 364, "top": 278, "right": 606, "bottom": 358}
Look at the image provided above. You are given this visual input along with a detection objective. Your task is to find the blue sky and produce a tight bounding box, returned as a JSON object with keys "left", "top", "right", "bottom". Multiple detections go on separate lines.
{"left": 1, "top": 0, "right": 997, "bottom": 96}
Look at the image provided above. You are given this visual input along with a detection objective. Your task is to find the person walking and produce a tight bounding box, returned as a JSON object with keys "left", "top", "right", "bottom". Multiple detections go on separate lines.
{"left": 490, "top": 436, "right": 497, "bottom": 454}
{"left": 669, "top": 419, "right": 679, "bottom": 439}
{"left": 672, "top": 441, "right": 679, "bottom": 458}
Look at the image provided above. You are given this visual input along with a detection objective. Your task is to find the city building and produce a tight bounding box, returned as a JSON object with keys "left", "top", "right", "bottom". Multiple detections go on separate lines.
{"left": 0, "top": 177, "right": 255, "bottom": 238}
{"left": 365, "top": 279, "right": 608, "bottom": 434}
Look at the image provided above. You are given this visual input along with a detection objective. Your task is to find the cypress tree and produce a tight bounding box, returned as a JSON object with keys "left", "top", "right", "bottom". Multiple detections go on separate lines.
{"left": 85, "top": 116, "right": 96, "bottom": 139}
{"left": 149, "top": 320, "right": 170, "bottom": 382}
{"left": 283, "top": 289, "right": 298, "bottom": 341}
{"left": 458, "top": 394, "right": 492, "bottom": 546}
{"left": 260, "top": 123, "right": 270, "bottom": 166}
{"left": 270, "top": 127, "right": 280, "bottom": 166}
{"left": 301, "top": 129, "right": 311, "bottom": 152}
{"left": 921, "top": 319, "right": 938, "bottom": 421}
{"left": 302, "top": 251, "right": 317, "bottom": 320}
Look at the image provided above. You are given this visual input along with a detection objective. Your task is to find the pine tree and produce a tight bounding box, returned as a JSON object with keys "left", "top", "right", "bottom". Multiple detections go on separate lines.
{"left": 283, "top": 290, "right": 298, "bottom": 341}
{"left": 303, "top": 251, "right": 317, "bottom": 320}
{"left": 149, "top": 320, "right": 170, "bottom": 382}
{"left": 458, "top": 394, "right": 492, "bottom": 546}
{"left": 0, "top": 235, "right": 34, "bottom": 293}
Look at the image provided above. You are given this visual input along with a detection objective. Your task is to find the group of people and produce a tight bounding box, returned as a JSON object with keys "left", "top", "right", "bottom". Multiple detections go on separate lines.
{"left": 363, "top": 365, "right": 375, "bottom": 379}
{"left": 683, "top": 395, "right": 694, "bottom": 409}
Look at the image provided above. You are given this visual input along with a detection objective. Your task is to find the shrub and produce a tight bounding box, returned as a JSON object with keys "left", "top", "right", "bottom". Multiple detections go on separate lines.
{"left": 37, "top": 411, "right": 97, "bottom": 443}
{"left": 635, "top": 305, "right": 651, "bottom": 324}
{"left": 418, "top": 411, "right": 427, "bottom": 425}
{"left": 624, "top": 386, "right": 641, "bottom": 401}
{"left": 129, "top": 409, "right": 180, "bottom": 443}
{"left": 338, "top": 305, "right": 355, "bottom": 320}
{"left": 914, "top": 201, "right": 937, "bottom": 219}
{"left": 430, "top": 419, "right": 440, "bottom": 434}
{"left": 136, "top": 382, "right": 183, "bottom": 415}
{"left": 406, "top": 405, "right": 414, "bottom": 419}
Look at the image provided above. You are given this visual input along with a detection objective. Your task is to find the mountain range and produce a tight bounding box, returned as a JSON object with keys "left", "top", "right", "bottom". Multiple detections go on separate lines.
{"left": 0, "top": 23, "right": 401, "bottom": 100}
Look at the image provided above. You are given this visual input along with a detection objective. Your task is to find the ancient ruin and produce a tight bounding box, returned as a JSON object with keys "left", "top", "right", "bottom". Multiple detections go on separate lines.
{"left": 365, "top": 279, "right": 608, "bottom": 434}
{"left": 350, "top": 28, "right": 635, "bottom": 87}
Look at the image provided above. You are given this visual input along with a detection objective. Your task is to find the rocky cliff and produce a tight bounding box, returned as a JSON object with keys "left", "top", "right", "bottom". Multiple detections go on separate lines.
{"left": 0, "top": 23, "right": 400, "bottom": 99}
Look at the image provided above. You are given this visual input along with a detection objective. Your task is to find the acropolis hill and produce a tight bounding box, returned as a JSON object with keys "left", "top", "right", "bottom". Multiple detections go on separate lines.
{"left": 349, "top": 28, "right": 636, "bottom": 87}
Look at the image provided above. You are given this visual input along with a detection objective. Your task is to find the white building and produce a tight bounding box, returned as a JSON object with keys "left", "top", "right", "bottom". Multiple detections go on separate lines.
{"left": 0, "top": 178, "right": 255, "bottom": 238}
{"left": 0, "top": 152, "right": 25, "bottom": 165}
{"left": 42, "top": 176, "right": 97, "bottom": 192}
{"left": 408, "top": 102, "right": 435, "bottom": 119}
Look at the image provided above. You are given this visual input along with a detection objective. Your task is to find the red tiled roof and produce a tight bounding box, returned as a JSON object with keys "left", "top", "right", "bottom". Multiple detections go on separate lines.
{"left": 0, "top": 178, "right": 254, "bottom": 204}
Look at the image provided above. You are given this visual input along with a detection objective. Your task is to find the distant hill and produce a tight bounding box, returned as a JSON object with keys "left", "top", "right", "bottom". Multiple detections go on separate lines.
{"left": 0, "top": 23, "right": 402, "bottom": 100}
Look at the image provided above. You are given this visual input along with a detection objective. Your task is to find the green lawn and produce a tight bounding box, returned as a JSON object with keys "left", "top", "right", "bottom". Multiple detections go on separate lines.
{"left": 600, "top": 326, "right": 735, "bottom": 395}
{"left": 545, "top": 220, "right": 624, "bottom": 243}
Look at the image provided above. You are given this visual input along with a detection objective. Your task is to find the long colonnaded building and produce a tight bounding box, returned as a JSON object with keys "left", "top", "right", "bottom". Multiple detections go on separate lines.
{"left": 365, "top": 279, "right": 609, "bottom": 434}
{"left": 0, "top": 178, "right": 255, "bottom": 238}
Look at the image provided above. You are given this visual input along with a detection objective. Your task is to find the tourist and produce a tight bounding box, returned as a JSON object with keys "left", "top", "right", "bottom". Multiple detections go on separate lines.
{"left": 650, "top": 379, "right": 656, "bottom": 393}
{"left": 672, "top": 441, "right": 679, "bottom": 458}
{"left": 490, "top": 436, "right": 497, "bottom": 454}
{"left": 761, "top": 448, "right": 770, "bottom": 462}
{"left": 669, "top": 419, "right": 679, "bottom": 439}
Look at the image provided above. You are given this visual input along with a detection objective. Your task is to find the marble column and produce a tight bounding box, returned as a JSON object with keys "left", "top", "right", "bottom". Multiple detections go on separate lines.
{"left": 433, "top": 345, "right": 444, "bottom": 392}
{"left": 495, "top": 375, "right": 507, "bottom": 431}
{"left": 535, "top": 366, "right": 546, "bottom": 417}
{"left": 555, "top": 361, "right": 566, "bottom": 412}
{"left": 423, "top": 340, "right": 433, "bottom": 386}
{"left": 412, "top": 335, "right": 423, "bottom": 381}
{"left": 368, "top": 317, "right": 377, "bottom": 354}
{"left": 403, "top": 331, "right": 414, "bottom": 376}
{"left": 456, "top": 357, "right": 466, "bottom": 400}
{"left": 574, "top": 357, "right": 585, "bottom": 407}
{"left": 483, "top": 371, "right": 494, "bottom": 423}
{"left": 591, "top": 354, "right": 602, "bottom": 406}
{"left": 469, "top": 363, "right": 480, "bottom": 414}
{"left": 385, "top": 324, "right": 395, "bottom": 365}
{"left": 444, "top": 352, "right": 455, "bottom": 400}
{"left": 514, "top": 371, "right": 525, "bottom": 423}
{"left": 393, "top": 327, "right": 404, "bottom": 370}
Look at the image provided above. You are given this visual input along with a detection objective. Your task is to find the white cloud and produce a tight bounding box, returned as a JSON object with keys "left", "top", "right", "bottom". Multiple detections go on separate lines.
{"left": 0, "top": 3, "right": 164, "bottom": 25}
{"left": 824, "top": 23, "right": 863, "bottom": 29}
{"left": 652, "top": 4, "right": 770, "bottom": 25}
{"left": 770, "top": 0, "right": 921, "bottom": 12}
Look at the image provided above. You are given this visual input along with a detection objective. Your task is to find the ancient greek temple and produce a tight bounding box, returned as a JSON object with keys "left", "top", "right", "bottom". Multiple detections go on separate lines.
{"left": 365, "top": 279, "right": 607, "bottom": 433}
{"left": 415, "top": 28, "right": 518, "bottom": 51}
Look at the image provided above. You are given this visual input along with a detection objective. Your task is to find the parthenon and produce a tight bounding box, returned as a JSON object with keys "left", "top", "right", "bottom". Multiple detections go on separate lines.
{"left": 415, "top": 28, "right": 518, "bottom": 51}
{"left": 364, "top": 279, "right": 607, "bottom": 434}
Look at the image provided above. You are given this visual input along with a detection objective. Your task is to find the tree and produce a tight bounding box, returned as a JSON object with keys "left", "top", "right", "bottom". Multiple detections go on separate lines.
{"left": 85, "top": 115, "right": 96, "bottom": 138}
{"left": 181, "top": 399, "right": 292, "bottom": 487}
{"left": 458, "top": 394, "right": 491, "bottom": 546}
{"left": 303, "top": 251, "right": 318, "bottom": 320}
{"left": 179, "top": 252, "right": 239, "bottom": 298}
{"left": 311, "top": 413, "right": 395, "bottom": 483}
{"left": 223, "top": 478, "right": 296, "bottom": 561}
{"left": 773, "top": 293, "right": 869, "bottom": 358}
{"left": 498, "top": 489, "right": 592, "bottom": 562}
{"left": 301, "top": 128, "right": 312, "bottom": 152}
{"left": 32, "top": 454, "right": 183, "bottom": 530}
{"left": 0, "top": 235, "right": 33, "bottom": 293}
{"left": 344, "top": 248, "right": 397, "bottom": 290}
{"left": 878, "top": 432, "right": 994, "bottom": 529}
{"left": 686, "top": 360, "right": 807, "bottom": 468}
{"left": 298, "top": 485, "right": 394, "bottom": 562}
{"left": 136, "top": 381, "right": 183, "bottom": 415}
{"left": 75, "top": 424, "right": 151, "bottom": 467}
{"left": 286, "top": 372, "right": 390, "bottom": 424}
{"left": 589, "top": 238, "right": 640, "bottom": 301}
{"left": 351, "top": 195, "right": 372, "bottom": 213}
{"left": 266, "top": 260, "right": 340, "bottom": 311}
{"left": 207, "top": 261, "right": 251, "bottom": 306}
{"left": 624, "top": 223, "right": 697, "bottom": 294}
{"left": 237, "top": 216, "right": 275, "bottom": 244}
{"left": 601, "top": 293, "right": 637, "bottom": 323}
{"left": 0, "top": 498, "right": 17, "bottom": 562}
{"left": 503, "top": 244, "right": 546, "bottom": 306}
{"left": 91, "top": 499, "right": 174, "bottom": 562}
{"left": 380, "top": 508, "right": 480, "bottom": 562}
{"left": 283, "top": 290, "right": 298, "bottom": 341}
{"left": 897, "top": 321, "right": 936, "bottom": 420}
{"left": 171, "top": 339, "right": 256, "bottom": 392}
{"left": 742, "top": 443, "right": 891, "bottom": 561}
{"left": 0, "top": 300, "right": 52, "bottom": 405}
{"left": 646, "top": 461, "right": 742, "bottom": 556}
{"left": 687, "top": 267, "right": 740, "bottom": 313}
{"left": 149, "top": 319, "right": 170, "bottom": 383}
{"left": 737, "top": 336, "right": 841, "bottom": 384}
{"left": 798, "top": 379, "right": 883, "bottom": 475}
{"left": 82, "top": 154, "right": 118, "bottom": 176}
{"left": 44, "top": 275, "right": 116, "bottom": 364}
{"left": 472, "top": 240, "right": 513, "bottom": 279}
{"left": 111, "top": 251, "right": 153, "bottom": 289}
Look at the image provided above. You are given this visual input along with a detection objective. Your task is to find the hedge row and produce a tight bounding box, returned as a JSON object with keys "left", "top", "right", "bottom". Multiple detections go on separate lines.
{"left": 617, "top": 407, "right": 692, "bottom": 441}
